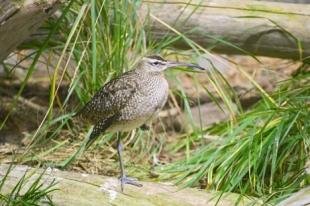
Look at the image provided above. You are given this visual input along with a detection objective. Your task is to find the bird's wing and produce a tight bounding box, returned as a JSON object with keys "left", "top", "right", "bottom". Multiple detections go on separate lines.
{"left": 76, "top": 73, "right": 138, "bottom": 123}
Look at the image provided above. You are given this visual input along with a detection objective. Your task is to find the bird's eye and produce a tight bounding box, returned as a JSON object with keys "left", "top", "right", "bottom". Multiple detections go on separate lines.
{"left": 152, "top": 61, "right": 160, "bottom": 66}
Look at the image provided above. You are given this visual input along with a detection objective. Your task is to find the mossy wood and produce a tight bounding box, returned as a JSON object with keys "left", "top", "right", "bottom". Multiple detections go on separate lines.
{"left": 0, "top": 164, "right": 261, "bottom": 206}
{"left": 140, "top": 0, "right": 310, "bottom": 60}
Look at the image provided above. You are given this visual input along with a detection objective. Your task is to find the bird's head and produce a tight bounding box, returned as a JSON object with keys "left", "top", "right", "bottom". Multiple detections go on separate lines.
{"left": 138, "top": 55, "right": 205, "bottom": 73}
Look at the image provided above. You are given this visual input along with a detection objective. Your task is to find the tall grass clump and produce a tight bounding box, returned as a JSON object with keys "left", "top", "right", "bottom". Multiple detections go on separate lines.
{"left": 158, "top": 66, "right": 310, "bottom": 203}
{"left": 22, "top": 0, "right": 150, "bottom": 148}
{"left": 58, "top": 0, "right": 148, "bottom": 101}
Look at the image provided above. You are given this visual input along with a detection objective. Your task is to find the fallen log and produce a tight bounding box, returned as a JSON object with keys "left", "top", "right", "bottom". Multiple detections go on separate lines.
{"left": 2, "top": 1, "right": 309, "bottom": 62}
{"left": 258, "top": 0, "right": 310, "bottom": 3}
{"left": 0, "top": 0, "right": 61, "bottom": 62}
{"left": 0, "top": 164, "right": 261, "bottom": 206}
{"left": 277, "top": 186, "right": 310, "bottom": 206}
{"left": 140, "top": 0, "right": 310, "bottom": 60}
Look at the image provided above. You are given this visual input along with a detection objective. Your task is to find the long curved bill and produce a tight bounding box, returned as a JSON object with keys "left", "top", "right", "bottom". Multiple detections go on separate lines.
{"left": 166, "top": 61, "right": 205, "bottom": 70}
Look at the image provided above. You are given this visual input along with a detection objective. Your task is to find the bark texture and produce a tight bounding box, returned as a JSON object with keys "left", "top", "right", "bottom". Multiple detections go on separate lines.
{"left": 140, "top": 0, "right": 310, "bottom": 60}
{"left": 0, "top": 0, "right": 61, "bottom": 61}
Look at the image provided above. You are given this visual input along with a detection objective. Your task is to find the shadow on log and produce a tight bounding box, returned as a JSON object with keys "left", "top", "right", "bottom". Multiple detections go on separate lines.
{"left": 0, "top": 164, "right": 261, "bottom": 206}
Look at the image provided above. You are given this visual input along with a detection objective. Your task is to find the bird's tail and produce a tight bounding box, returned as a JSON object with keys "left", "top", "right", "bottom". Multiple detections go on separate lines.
{"left": 84, "top": 115, "right": 115, "bottom": 150}
{"left": 84, "top": 124, "right": 101, "bottom": 150}
{"left": 85, "top": 132, "right": 98, "bottom": 150}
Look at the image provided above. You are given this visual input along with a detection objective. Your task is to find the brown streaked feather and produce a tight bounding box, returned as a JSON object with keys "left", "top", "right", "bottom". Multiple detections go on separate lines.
{"left": 76, "top": 71, "right": 138, "bottom": 124}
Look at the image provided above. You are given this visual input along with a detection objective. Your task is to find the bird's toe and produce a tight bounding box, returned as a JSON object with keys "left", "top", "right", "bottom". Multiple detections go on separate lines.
{"left": 119, "top": 176, "right": 143, "bottom": 191}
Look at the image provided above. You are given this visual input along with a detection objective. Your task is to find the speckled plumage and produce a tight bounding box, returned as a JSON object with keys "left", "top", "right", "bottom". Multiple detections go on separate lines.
{"left": 77, "top": 56, "right": 170, "bottom": 147}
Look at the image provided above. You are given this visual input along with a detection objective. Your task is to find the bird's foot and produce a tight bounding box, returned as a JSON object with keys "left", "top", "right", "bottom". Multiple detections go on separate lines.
{"left": 119, "top": 176, "right": 143, "bottom": 192}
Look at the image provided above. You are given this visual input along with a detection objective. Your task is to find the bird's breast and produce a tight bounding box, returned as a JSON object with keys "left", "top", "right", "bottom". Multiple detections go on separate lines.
{"left": 108, "top": 76, "right": 169, "bottom": 132}
{"left": 141, "top": 76, "right": 169, "bottom": 112}
{"left": 119, "top": 76, "right": 169, "bottom": 121}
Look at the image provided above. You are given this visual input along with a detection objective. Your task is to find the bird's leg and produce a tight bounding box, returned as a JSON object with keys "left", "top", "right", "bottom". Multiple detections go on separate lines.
{"left": 116, "top": 133, "right": 142, "bottom": 192}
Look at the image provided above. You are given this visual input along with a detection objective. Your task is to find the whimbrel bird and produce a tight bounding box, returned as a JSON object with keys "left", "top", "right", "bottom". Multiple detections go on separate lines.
{"left": 77, "top": 55, "right": 205, "bottom": 191}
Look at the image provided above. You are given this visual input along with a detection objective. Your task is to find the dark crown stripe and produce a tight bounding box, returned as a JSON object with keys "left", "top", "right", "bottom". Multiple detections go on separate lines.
{"left": 146, "top": 55, "right": 166, "bottom": 62}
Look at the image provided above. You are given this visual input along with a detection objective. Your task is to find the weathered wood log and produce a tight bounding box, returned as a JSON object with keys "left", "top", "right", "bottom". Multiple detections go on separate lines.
{"left": 277, "top": 186, "right": 310, "bottom": 206}
{"left": 140, "top": 0, "right": 310, "bottom": 60}
{"left": 259, "top": 0, "right": 310, "bottom": 3}
{"left": 0, "top": 0, "right": 61, "bottom": 62}
{"left": 0, "top": 164, "right": 261, "bottom": 206}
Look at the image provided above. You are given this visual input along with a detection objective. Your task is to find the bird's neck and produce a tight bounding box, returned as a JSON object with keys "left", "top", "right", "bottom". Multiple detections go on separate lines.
{"left": 134, "top": 67, "right": 163, "bottom": 77}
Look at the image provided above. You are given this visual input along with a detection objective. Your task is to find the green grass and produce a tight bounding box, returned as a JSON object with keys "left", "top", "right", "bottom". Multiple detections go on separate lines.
{"left": 0, "top": 164, "right": 57, "bottom": 206}
{"left": 158, "top": 68, "right": 310, "bottom": 204}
